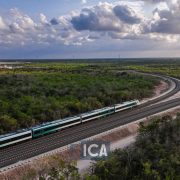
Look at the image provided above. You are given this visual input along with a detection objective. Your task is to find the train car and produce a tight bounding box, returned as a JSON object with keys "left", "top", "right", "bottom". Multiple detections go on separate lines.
{"left": 0, "top": 130, "right": 32, "bottom": 148}
{"left": 115, "top": 100, "right": 140, "bottom": 112}
{"left": 0, "top": 100, "right": 140, "bottom": 148}
{"left": 81, "top": 106, "right": 115, "bottom": 123}
{"left": 32, "top": 116, "right": 81, "bottom": 138}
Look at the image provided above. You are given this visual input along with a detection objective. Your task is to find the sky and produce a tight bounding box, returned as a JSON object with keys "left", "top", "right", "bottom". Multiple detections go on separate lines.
{"left": 0, "top": 0, "right": 180, "bottom": 59}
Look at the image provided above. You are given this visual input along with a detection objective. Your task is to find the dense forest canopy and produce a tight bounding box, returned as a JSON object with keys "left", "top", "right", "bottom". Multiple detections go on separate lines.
{"left": 90, "top": 114, "right": 180, "bottom": 180}
{"left": 0, "top": 63, "right": 159, "bottom": 134}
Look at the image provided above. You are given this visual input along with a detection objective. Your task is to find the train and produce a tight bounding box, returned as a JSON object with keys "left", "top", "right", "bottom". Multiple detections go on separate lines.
{"left": 0, "top": 100, "right": 140, "bottom": 148}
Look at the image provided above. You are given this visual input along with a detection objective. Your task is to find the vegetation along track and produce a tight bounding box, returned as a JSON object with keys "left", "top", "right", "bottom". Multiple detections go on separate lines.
{"left": 0, "top": 72, "right": 180, "bottom": 170}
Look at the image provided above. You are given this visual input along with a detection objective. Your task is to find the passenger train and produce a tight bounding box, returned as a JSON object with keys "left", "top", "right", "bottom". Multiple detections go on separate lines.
{"left": 0, "top": 100, "right": 140, "bottom": 148}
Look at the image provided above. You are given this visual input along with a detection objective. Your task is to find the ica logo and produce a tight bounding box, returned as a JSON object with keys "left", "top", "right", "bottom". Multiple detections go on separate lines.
{"left": 80, "top": 141, "right": 110, "bottom": 160}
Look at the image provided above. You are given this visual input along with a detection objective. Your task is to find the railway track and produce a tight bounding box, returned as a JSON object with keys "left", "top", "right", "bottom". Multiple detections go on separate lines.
{"left": 0, "top": 73, "right": 180, "bottom": 169}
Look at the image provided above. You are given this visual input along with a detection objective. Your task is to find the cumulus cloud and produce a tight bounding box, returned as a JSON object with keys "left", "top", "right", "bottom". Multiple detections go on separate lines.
{"left": 71, "top": 3, "right": 121, "bottom": 31}
{"left": 9, "top": 8, "right": 36, "bottom": 31}
{"left": 113, "top": 5, "right": 141, "bottom": 24}
{"left": 142, "top": 0, "right": 165, "bottom": 3}
{"left": 0, "top": 16, "right": 7, "bottom": 30}
{"left": 71, "top": 2, "right": 143, "bottom": 35}
{"left": 50, "top": 18, "right": 59, "bottom": 25}
{"left": 149, "top": 10, "right": 180, "bottom": 34}
{"left": 81, "top": 0, "right": 87, "bottom": 4}
{"left": 40, "top": 13, "right": 48, "bottom": 24}
{"left": 143, "top": 0, "right": 180, "bottom": 35}
{"left": 0, "top": 0, "right": 180, "bottom": 49}
{"left": 0, "top": 8, "right": 83, "bottom": 47}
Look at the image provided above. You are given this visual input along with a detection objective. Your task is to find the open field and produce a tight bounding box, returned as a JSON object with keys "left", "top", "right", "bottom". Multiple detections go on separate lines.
{"left": 106, "top": 59, "right": 180, "bottom": 78}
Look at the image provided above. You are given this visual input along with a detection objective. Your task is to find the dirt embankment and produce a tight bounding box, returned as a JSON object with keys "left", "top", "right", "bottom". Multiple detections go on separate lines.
{"left": 153, "top": 80, "right": 169, "bottom": 96}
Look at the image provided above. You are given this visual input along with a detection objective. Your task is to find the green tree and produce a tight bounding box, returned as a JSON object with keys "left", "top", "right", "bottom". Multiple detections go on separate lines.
{"left": 0, "top": 115, "right": 17, "bottom": 133}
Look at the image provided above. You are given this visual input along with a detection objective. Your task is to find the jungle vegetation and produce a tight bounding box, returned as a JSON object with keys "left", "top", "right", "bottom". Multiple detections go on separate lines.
{"left": 89, "top": 114, "right": 180, "bottom": 180}
{"left": 0, "top": 63, "right": 159, "bottom": 134}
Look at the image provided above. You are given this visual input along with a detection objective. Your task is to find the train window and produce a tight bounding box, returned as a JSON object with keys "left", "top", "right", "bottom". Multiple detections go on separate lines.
{"left": 82, "top": 109, "right": 112, "bottom": 120}
{"left": 99, "top": 109, "right": 114, "bottom": 116}
{"left": 33, "top": 129, "right": 42, "bottom": 135}
{"left": 82, "top": 113, "right": 100, "bottom": 120}
{"left": 0, "top": 133, "right": 31, "bottom": 145}
{"left": 42, "top": 124, "right": 60, "bottom": 132}
{"left": 59, "top": 119, "right": 80, "bottom": 127}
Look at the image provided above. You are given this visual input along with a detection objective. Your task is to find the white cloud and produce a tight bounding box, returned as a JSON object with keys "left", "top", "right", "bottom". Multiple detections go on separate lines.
{"left": 0, "top": 8, "right": 84, "bottom": 47}
{"left": 143, "top": 0, "right": 180, "bottom": 35}
{"left": 40, "top": 13, "right": 48, "bottom": 24}
{"left": 0, "top": 16, "right": 7, "bottom": 30}
{"left": 81, "top": 0, "right": 87, "bottom": 4}
{"left": 70, "top": 1, "right": 144, "bottom": 42}
{"left": 0, "top": 1, "right": 180, "bottom": 50}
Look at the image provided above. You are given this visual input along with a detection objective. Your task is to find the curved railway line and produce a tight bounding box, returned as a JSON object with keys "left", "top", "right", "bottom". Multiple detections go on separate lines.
{"left": 0, "top": 73, "right": 180, "bottom": 170}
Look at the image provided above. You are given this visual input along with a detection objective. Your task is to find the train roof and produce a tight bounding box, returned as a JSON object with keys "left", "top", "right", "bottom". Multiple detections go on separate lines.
{"left": 115, "top": 100, "right": 139, "bottom": 106}
{"left": 81, "top": 106, "right": 114, "bottom": 117}
{"left": 0, "top": 132, "right": 18, "bottom": 139}
{"left": 52, "top": 115, "right": 80, "bottom": 124}
{"left": 32, "top": 107, "right": 114, "bottom": 130}
{"left": 32, "top": 115, "right": 80, "bottom": 130}
{"left": 81, "top": 100, "right": 139, "bottom": 117}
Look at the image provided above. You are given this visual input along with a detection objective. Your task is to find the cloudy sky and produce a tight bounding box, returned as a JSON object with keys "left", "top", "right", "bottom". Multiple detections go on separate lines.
{"left": 0, "top": 0, "right": 180, "bottom": 59}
